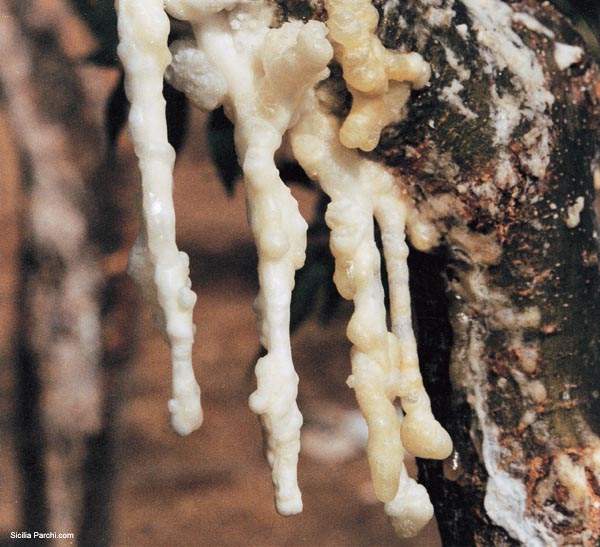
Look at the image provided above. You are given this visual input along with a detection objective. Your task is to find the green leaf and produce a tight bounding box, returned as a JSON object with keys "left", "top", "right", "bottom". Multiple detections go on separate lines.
{"left": 165, "top": 81, "right": 189, "bottom": 153}
{"left": 85, "top": 48, "right": 119, "bottom": 67}
{"left": 290, "top": 256, "right": 330, "bottom": 333}
{"left": 291, "top": 193, "right": 337, "bottom": 332}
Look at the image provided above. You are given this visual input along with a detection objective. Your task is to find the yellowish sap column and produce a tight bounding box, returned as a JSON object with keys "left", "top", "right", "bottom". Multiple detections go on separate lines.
{"left": 116, "top": 0, "right": 202, "bottom": 435}
{"left": 324, "top": 0, "right": 450, "bottom": 466}
{"left": 373, "top": 184, "right": 452, "bottom": 460}
{"left": 290, "top": 104, "right": 403, "bottom": 502}
{"left": 325, "top": 0, "right": 431, "bottom": 152}
{"left": 291, "top": 95, "right": 451, "bottom": 535}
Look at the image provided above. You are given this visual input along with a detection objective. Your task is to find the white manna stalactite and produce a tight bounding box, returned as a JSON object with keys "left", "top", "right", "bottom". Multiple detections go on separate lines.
{"left": 116, "top": 0, "right": 202, "bottom": 436}
{"left": 117, "top": 0, "right": 453, "bottom": 535}
{"left": 290, "top": 96, "right": 451, "bottom": 534}
{"left": 171, "top": 4, "right": 333, "bottom": 515}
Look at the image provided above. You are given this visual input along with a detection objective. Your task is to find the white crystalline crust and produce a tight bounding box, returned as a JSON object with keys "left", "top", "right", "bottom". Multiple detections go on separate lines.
{"left": 554, "top": 42, "right": 584, "bottom": 71}
{"left": 460, "top": 0, "right": 556, "bottom": 185}
{"left": 116, "top": 0, "right": 452, "bottom": 536}
{"left": 165, "top": 40, "right": 227, "bottom": 111}
{"left": 565, "top": 196, "right": 584, "bottom": 228}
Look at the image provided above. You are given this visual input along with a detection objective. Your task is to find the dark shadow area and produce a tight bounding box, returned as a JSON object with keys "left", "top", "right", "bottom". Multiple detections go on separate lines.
{"left": 186, "top": 241, "right": 258, "bottom": 292}
{"left": 14, "top": 246, "right": 48, "bottom": 534}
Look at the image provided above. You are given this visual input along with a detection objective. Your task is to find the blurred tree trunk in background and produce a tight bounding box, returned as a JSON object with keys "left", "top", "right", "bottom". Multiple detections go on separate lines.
{"left": 0, "top": 1, "right": 136, "bottom": 545}
{"left": 0, "top": 54, "right": 24, "bottom": 545}
{"left": 1, "top": 0, "right": 600, "bottom": 546}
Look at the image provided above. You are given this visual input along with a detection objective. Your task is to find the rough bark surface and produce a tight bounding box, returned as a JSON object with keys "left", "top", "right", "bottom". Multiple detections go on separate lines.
{"left": 369, "top": 0, "right": 600, "bottom": 545}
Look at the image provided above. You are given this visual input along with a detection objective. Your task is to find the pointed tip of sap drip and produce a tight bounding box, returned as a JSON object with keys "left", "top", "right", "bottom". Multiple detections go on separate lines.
{"left": 385, "top": 476, "right": 434, "bottom": 538}
{"left": 168, "top": 397, "right": 204, "bottom": 436}
{"left": 400, "top": 416, "right": 453, "bottom": 460}
{"left": 275, "top": 494, "right": 303, "bottom": 516}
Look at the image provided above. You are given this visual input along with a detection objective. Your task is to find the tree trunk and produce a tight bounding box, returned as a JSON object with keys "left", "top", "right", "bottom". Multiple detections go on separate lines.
{"left": 280, "top": 0, "right": 600, "bottom": 542}
{"left": 366, "top": 0, "right": 600, "bottom": 544}
{"left": 198, "top": 0, "right": 600, "bottom": 540}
